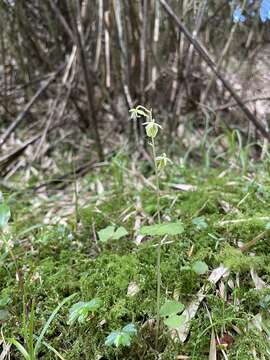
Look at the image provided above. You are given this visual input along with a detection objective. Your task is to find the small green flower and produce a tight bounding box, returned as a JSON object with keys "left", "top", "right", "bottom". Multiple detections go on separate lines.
{"left": 143, "top": 120, "right": 162, "bottom": 139}
{"left": 156, "top": 153, "right": 172, "bottom": 170}
{"left": 129, "top": 106, "right": 150, "bottom": 120}
{"left": 129, "top": 108, "right": 139, "bottom": 120}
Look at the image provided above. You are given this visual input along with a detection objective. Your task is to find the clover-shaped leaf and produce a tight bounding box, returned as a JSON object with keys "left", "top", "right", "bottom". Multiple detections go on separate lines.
{"left": 160, "top": 300, "right": 184, "bottom": 317}
{"left": 68, "top": 299, "right": 102, "bottom": 325}
{"left": 160, "top": 300, "right": 185, "bottom": 330}
{"left": 98, "top": 225, "right": 128, "bottom": 243}
{"left": 105, "top": 323, "right": 137, "bottom": 348}
{"left": 140, "top": 222, "right": 184, "bottom": 236}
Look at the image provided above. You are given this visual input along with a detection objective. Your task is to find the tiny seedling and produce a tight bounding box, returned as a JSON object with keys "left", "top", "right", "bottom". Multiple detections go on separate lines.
{"left": 105, "top": 323, "right": 137, "bottom": 348}
{"left": 67, "top": 298, "right": 102, "bottom": 325}
{"left": 192, "top": 216, "right": 208, "bottom": 230}
{"left": 160, "top": 300, "right": 185, "bottom": 329}
{"left": 98, "top": 225, "right": 128, "bottom": 243}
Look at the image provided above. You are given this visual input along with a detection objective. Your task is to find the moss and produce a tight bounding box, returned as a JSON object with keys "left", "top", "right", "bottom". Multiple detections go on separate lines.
{"left": 3, "top": 166, "right": 270, "bottom": 359}
{"left": 217, "top": 244, "right": 264, "bottom": 272}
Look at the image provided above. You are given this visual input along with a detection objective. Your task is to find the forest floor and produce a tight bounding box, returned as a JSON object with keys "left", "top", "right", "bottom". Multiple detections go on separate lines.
{"left": 1, "top": 155, "right": 270, "bottom": 359}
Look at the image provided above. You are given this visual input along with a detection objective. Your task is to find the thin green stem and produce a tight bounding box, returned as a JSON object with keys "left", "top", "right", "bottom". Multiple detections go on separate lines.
{"left": 151, "top": 136, "right": 161, "bottom": 348}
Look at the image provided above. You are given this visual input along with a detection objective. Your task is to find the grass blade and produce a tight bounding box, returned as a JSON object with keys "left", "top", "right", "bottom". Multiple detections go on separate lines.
{"left": 9, "top": 339, "right": 30, "bottom": 360}
{"left": 34, "top": 293, "right": 76, "bottom": 356}
{"left": 38, "top": 339, "right": 67, "bottom": 360}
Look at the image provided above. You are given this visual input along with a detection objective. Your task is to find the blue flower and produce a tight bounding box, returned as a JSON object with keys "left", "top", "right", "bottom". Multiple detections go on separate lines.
{"left": 233, "top": 6, "right": 246, "bottom": 23}
{"left": 260, "top": 0, "right": 270, "bottom": 22}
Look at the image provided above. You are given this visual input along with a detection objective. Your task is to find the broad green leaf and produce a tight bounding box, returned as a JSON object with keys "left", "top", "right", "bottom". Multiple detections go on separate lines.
{"left": 140, "top": 222, "right": 184, "bottom": 236}
{"left": 192, "top": 216, "right": 208, "bottom": 230}
{"left": 164, "top": 314, "right": 186, "bottom": 329}
{"left": 160, "top": 300, "right": 184, "bottom": 317}
{"left": 68, "top": 298, "right": 102, "bottom": 325}
{"left": 113, "top": 227, "right": 128, "bottom": 240}
{"left": 122, "top": 323, "right": 137, "bottom": 335}
{"left": 98, "top": 226, "right": 115, "bottom": 242}
{"left": 192, "top": 261, "right": 209, "bottom": 275}
{"left": 98, "top": 225, "right": 128, "bottom": 242}
{"left": 0, "top": 203, "right": 11, "bottom": 230}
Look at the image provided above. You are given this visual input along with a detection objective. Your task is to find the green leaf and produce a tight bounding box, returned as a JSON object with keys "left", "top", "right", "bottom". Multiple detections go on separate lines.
{"left": 98, "top": 225, "right": 128, "bottom": 242}
{"left": 0, "top": 203, "right": 11, "bottom": 230}
{"left": 140, "top": 222, "right": 184, "bottom": 236}
{"left": 160, "top": 300, "right": 184, "bottom": 317}
{"left": 113, "top": 227, "right": 129, "bottom": 240}
{"left": 35, "top": 293, "right": 76, "bottom": 356}
{"left": 164, "top": 314, "right": 186, "bottom": 329}
{"left": 192, "top": 216, "right": 208, "bottom": 230}
{"left": 105, "top": 331, "right": 131, "bottom": 348}
{"left": 105, "top": 323, "right": 136, "bottom": 348}
{"left": 0, "top": 295, "right": 11, "bottom": 307}
{"left": 114, "top": 332, "right": 131, "bottom": 347}
{"left": 98, "top": 226, "right": 115, "bottom": 242}
{"left": 192, "top": 261, "right": 209, "bottom": 275}
{"left": 9, "top": 339, "right": 30, "bottom": 360}
{"left": 68, "top": 298, "right": 102, "bottom": 325}
{"left": 122, "top": 323, "right": 137, "bottom": 335}
{"left": 105, "top": 331, "right": 119, "bottom": 346}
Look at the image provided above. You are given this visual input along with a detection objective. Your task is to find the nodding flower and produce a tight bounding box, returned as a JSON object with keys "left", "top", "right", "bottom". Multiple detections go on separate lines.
{"left": 143, "top": 120, "right": 162, "bottom": 139}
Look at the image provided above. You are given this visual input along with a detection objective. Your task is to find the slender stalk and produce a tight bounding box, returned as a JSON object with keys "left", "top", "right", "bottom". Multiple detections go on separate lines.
{"left": 130, "top": 105, "right": 167, "bottom": 348}
{"left": 151, "top": 136, "right": 161, "bottom": 347}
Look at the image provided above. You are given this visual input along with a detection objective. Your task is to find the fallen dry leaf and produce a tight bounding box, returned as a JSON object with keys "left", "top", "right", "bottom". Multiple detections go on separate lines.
{"left": 172, "top": 265, "right": 229, "bottom": 343}
{"left": 209, "top": 329, "right": 217, "bottom": 360}
{"left": 169, "top": 183, "right": 197, "bottom": 192}
{"left": 127, "top": 281, "right": 140, "bottom": 297}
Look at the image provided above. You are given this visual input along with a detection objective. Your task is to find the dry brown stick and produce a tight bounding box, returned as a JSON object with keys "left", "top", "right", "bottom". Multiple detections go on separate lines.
{"left": 72, "top": 0, "right": 104, "bottom": 161}
{"left": 159, "top": 0, "right": 270, "bottom": 141}
{"left": 174, "top": 0, "right": 207, "bottom": 120}
{"left": 0, "top": 69, "right": 61, "bottom": 149}
{"left": 113, "top": 0, "right": 133, "bottom": 107}
{"left": 0, "top": 133, "right": 43, "bottom": 173}
{"left": 94, "top": 0, "right": 103, "bottom": 71}
{"left": 139, "top": 0, "right": 147, "bottom": 102}
{"left": 34, "top": 47, "right": 77, "bottom": 161}
{"left": 48, "top": 0, "right": 76, "bottom": 44}
{"left": 215, "top": 96, "right": 270, "bottom": 112}
{"left": 152, "top": 0, "right": 160, "bottom": 91}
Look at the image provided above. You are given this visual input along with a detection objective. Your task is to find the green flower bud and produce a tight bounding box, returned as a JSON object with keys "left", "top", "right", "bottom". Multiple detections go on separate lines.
{"left": 156, "top": 153, "right": 172, "bottom": 170}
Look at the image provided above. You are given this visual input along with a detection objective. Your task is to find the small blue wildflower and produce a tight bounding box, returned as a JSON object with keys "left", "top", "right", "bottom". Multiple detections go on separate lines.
{"left": 233, "top": 6, "right": 246, "bottom": 23}
{"left": 260, "top": 0, "right": 270, "bottom": 22}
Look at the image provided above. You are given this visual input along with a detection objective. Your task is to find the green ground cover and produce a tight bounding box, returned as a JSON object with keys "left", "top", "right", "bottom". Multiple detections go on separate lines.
{"left": 1, "top": 158, "right": 270, "bottom": 359}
